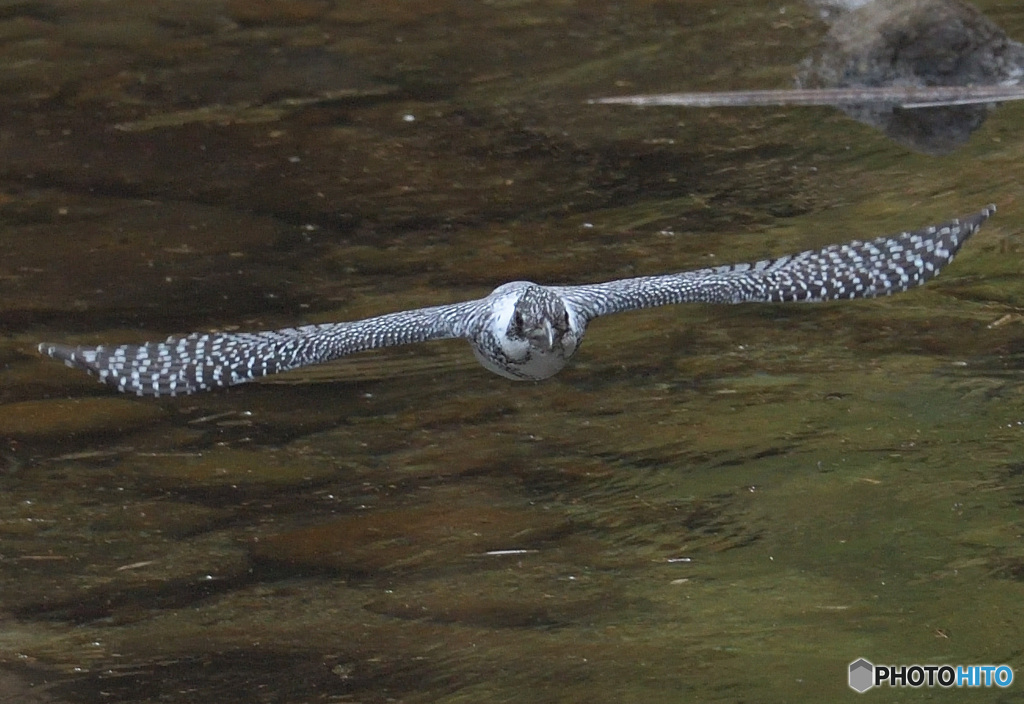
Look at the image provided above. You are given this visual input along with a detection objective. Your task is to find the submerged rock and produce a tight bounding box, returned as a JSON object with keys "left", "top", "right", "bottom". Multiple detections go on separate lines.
{"left": 252, "top": 495, "right": 572, "bottom": 573}
{"left": 0, "top": 397, "right": 164, "bottom": 439}
{"left": 364, "top": 572, "right": 619, "bottom": 628}
{"left": 116, "top": 446, "right": 339, "bottom": 488}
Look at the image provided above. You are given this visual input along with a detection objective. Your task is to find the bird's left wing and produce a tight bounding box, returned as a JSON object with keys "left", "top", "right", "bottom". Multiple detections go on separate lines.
{"left": 553, "top": 206, "right": 994, "bottom": 320}
{"left": 39, "top": 299, "right": 488, "bottom": 397}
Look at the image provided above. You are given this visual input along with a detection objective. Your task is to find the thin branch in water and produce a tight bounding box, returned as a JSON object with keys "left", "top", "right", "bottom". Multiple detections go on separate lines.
{"left": 590, "top": 85, "right": 1024, "bottom": 109}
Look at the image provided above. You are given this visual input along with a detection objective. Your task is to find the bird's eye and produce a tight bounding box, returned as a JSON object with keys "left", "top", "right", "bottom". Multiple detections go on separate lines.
{"left": 514, "top": 311, "right": 525, "bottom": 329}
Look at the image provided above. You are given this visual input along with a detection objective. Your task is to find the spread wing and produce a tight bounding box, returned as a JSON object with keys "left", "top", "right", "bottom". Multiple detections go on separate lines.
{"left": 553, "top": 206, "right": 994, "bottom": 320}
{"left": 39, "top": 300, "right": 488, "bottom": 397}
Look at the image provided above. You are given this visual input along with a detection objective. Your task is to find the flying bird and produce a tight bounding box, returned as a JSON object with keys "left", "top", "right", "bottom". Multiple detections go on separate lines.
{"left": 39, "top": 206, "right": 995, "bottom": 397}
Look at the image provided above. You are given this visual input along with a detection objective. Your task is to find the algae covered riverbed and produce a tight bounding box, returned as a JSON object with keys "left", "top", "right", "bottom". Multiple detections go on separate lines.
{"left": 1, "top": 1, "right": 1024, "bottom": 701}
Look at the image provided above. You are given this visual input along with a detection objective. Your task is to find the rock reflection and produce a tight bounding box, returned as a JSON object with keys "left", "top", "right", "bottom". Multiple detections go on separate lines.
{"left": 798, "top": 0, "right": 1024, "bottom": 154}
{"left": 598, "top": 0, "right": 1024, "bottom": 154}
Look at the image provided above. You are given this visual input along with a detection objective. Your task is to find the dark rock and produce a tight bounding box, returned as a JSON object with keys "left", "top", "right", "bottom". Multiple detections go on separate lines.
{"left": 798, "top": 0, "right": 1024, "bottom": 154}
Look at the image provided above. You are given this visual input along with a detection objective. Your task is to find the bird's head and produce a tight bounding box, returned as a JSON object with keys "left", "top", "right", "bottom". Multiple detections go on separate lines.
{"left": 507, "top": 284, "right": 573, "bottom": 352}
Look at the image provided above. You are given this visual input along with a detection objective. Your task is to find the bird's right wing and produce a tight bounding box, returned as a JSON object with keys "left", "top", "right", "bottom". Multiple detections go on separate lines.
{"left": 39, "top": 299, "right": 489, "bottom": 397}
{"left": 554, "top": 206, "right": 994, "bottom": 320}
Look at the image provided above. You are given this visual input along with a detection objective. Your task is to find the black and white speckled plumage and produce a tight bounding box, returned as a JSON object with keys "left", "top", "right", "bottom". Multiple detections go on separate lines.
{"left": 40, "top": 301, "right": 490, "bottom": 396}
{"left": 39, "top": 205, "right": 995, "bottom": 396}
{"left": 552, "top": 205, "right": 994, "bottom": 316}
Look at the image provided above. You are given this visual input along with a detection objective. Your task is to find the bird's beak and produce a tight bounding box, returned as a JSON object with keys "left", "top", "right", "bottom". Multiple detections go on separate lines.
{"left": 543, "top": 318, "right": 556, "bottom": 349}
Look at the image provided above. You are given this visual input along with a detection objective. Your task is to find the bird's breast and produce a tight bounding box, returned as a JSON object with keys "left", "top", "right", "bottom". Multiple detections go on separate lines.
{"left": 469, "top": 329, "right": 578, "bottom": 381}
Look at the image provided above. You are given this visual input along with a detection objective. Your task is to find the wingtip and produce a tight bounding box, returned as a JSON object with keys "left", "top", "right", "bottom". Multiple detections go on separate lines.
{"left": 38, "top": 343, "right": 86, "bottom": 369}
{"left": 961, "top": 204, "right": 997, "bottom": 230}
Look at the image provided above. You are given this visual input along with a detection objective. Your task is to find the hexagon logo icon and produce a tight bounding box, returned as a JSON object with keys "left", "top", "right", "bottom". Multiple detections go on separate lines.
{"left": 849, "top": 658, "right": 874, "bottom": 693}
